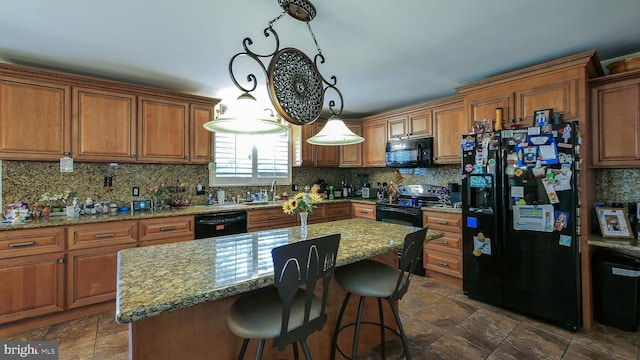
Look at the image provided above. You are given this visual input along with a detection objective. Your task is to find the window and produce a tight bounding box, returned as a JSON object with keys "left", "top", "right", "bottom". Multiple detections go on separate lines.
{"left": 210, "top": 130, "right": 291, "bottom": 186}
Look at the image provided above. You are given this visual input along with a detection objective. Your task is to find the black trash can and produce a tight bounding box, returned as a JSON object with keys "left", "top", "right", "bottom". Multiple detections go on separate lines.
{"left": 592, "top": 251, "right": 640, "bottom": 331}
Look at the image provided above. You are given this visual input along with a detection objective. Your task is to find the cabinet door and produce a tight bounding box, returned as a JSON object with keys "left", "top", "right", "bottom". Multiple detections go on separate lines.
{"left": 138, "top": 96, "right": 189, "bottom": 163}
{"left": 592, "top": 81, "right": 640, "bottom": 166}
{"left": 300, "top": 124, "right": 317, "bottom": 167}
{"left": 0, "top": 76, "right": 71, "bottom": 160}
{"left": 0, "top": 253, "right": 65, "bottom": 324}
{"left": 67, "top": 244, "right": 136, "bottom": 309}
{"left": 362, "top": 120, "right": 387, "bottom": 167}
{"left": 340, "top": 122, "right": 362, "bottom": 167}
{"left": 408, "top": 109, "right": 433, "bottom": 138}
{"left": 433, "top": 101, "right": 466, "bottom": 164}
{"left": 314, "top": 121, "right": 340, "bottom": 167}
{"left": 467, "top": 94, "right": 513, "bottom": 127}
{"left": 190, "top": 104, "right": 215, "bottom": 164}
{"left": 387, "top": 115, "right": 408, "bottom": 140}
{"left": 516, "top": 79, "right": 578, "bottom": 124}
{"left": 73, "top": 87, "right": 136, "bottom": 161}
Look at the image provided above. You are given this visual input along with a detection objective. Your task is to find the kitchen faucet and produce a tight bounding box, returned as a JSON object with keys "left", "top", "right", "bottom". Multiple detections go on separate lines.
{"left": 270, "top": 179, "right": 277, "bottom": 199}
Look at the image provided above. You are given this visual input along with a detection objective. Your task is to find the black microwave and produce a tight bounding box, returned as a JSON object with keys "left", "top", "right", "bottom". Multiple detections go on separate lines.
{"left": 385, "top": 137, "right": 434, "bottom": 168}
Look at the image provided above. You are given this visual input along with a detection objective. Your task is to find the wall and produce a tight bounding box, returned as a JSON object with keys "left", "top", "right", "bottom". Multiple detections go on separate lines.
{"left": 1, "top": 161, "right": 461, "bottom": 210}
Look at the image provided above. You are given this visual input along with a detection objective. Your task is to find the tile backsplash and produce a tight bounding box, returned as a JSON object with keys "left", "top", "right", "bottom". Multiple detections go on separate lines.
{"left": 593, "top": 168, "right": 640, "bottom": 203}
{"left": 1, "top": 161, "right": 462, "bottom": 210}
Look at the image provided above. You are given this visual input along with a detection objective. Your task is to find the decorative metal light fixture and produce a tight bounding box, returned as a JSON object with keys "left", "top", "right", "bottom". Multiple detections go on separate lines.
{"left": 206, "top": 0, "right": 363, "bottom": 145}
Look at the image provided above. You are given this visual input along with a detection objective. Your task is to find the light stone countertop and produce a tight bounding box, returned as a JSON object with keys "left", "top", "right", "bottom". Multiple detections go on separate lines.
{"left": 1, "top": 198, "right": 459, "bottom": 231}
{"left": 115, "top": 218, "right": 444, "bottom": 324}
{"left": 587, "top": 234, "right": 640, "bottom": 253}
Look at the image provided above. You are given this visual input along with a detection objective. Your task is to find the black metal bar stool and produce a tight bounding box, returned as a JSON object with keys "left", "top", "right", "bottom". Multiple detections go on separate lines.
{"left": 331, "top": 227, "right": 429, "bottom": 360}
{"left": 227, "top": 233, "right": 341, "bottom": 360}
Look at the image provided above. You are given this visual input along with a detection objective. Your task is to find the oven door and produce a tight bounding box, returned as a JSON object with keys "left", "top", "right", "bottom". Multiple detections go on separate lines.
{"left": 375, "top": 205, "right": 423, "bottom": 227}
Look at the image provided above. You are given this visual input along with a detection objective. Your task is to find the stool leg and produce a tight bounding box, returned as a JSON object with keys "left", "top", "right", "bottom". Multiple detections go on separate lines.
{"left": 377, "top": 298, "right": 386, "bottom": 360}
{"left": 352, "top": 296, "right": 366, "bottom": 360}
{"left": 331, "top": 292, "right": 352, "bottom": 360}
{"left": 301, "top": 339, "right": 312, "bottom": 360}
{"left": 238, "top": 339, "right": 249, "bottom": 360}
{"left": 292, "top": 342, "right": 299, "bottom": 360}
{"left": 388, "top": 300, "right": 411, "bottom": 360}
{"left": 256, "top": 339, "right": 266, "bottom": 360}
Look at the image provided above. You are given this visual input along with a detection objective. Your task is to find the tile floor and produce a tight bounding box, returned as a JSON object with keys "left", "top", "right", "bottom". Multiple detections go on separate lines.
{"left": 3, "top": 276, "right": 639, "bottom": 359}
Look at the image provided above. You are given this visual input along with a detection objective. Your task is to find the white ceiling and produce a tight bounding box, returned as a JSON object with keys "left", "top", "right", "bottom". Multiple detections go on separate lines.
{"left": 1, "top": 0, "right": 640, "bottom": 118}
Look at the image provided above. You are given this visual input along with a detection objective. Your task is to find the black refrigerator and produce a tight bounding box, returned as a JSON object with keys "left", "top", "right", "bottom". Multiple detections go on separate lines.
{"left": 461, "top": 122, "right": 581, "bottom": 331}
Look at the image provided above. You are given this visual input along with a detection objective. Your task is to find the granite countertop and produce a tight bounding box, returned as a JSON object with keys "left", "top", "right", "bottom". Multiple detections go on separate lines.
{"left": 115, "top": 218, "right": 444, "bottom": 324}
{"left": 1, "top": 198, "right": 459, "bottom": 231}
{"left": 587, "top": 234, "right": 640, "bottom": 252}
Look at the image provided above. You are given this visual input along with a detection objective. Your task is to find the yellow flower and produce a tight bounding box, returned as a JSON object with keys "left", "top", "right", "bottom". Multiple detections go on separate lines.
{"left": 282, "top": 192, "right": 321, "bottom": 215}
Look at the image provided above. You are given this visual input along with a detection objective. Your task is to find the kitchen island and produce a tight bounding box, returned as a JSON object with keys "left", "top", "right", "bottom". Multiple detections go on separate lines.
{"left": 116, "top": 218, "right": 443, "bottom": 360}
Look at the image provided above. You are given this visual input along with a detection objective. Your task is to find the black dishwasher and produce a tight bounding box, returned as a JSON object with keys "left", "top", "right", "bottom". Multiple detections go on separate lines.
{"left": 195, "top": 211, "right": 247, "bottom": 239}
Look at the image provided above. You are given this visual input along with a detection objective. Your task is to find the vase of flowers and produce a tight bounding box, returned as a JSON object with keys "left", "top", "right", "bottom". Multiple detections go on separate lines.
{"left": 149, "top": 182, "right": 166, "bottom": 210}
{"left": 282, "top": 191, "right": 323, "bottom": 239}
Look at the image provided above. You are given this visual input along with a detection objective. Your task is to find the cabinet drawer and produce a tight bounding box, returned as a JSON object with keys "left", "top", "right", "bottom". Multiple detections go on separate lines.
{"left": 247, "top": 208, "right": 296, "bottom": 231}
{"left": 352, "top": 203, "right": 376, "bottom": 220}
{"left": 0, "top": 227, "right": 65, "bottom": 257}
{"left": 138, "top": 216, "right": 194, "bottom": 243}
{"left": 425, "top": 232, "right": 461, "bottom": 255}
{"left": 423, "top": 211, "right": 462, "bottom": 230}
{"left": 325, "top": 203, "right": 351, "bottom": 221}
{"left": 67, "top": 221, "right": 138, "bottom": 250}
{"left": 424, "top": 249, "right": 462, "bottom": 279}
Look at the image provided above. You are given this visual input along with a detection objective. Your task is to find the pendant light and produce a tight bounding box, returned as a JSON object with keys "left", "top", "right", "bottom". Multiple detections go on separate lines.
{"left": 203, "top": 92, "right": 288, "bottom": 134}
{"left": 208, "top": 0, "right": 360, "bottom": 144}
{"left": 307, "top": 115, "right": 364, "bottom": 145}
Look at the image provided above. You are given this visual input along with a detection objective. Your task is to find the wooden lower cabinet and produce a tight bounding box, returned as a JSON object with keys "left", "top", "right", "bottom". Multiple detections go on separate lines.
{"left": 67, "top": 244, "right": 136, "bottom": 309}
{"left": 352, "top": 203, "right": 376, "bottom": 220}
{"left": 138, "top": 216, "right": 195, "bottom": 246}
{"left": 0, "top": 252, "right": 65, "bottom": 324}
{"left": 423, "top": 210, "right": 462, "bottom": 287}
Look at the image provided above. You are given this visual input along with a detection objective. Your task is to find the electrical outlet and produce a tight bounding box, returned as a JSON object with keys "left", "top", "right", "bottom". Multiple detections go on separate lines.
{"left": 132, "top": 187, "right": 140, "bottom": 196}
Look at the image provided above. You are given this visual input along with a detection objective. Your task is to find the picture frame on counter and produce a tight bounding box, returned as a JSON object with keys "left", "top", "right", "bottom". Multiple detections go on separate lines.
{"left": 596, "top": 207, "right": 634, "bottom": 238}
{"left": 533, "top": 108, "right": 552, "bottom": 127}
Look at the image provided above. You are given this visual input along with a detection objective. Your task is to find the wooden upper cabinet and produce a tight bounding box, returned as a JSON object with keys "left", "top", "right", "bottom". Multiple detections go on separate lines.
{"left": 314, "top": 121, "right": 340, "bottom": 167}
{"left": 388, "top": 115, "right": 408, "bottom": 140}
{"left": 466, "top": 93, "right": 513, "bottom": 129}
{"left": 300, "top": 124, "right": 317, "bottom": 167}
{"left": 362, "top": 119, "right": 387, "bottom": 167}
{"left": 515, "top": 79, "right": 578, "bottom": 124}
{"left": 190, "top": 104, "right": 215, "bottom": 163}
{"left": 0, "top": 75, "right": 71, "bottom": 160}
{"left": 387, "top": 110, "right": 433, "bottom": 140}
{"left": 137, "top": 96, "right": 189, "bottom": 163}
{"left": 433, "top": 99, "right": 466, "bottom": 164}
{"left": 340, "top": 121, "right": 362, "bottom": 167}
{"left": 591, "top": 74, "right": 640, "bottom": 167}
{"left": 73, "top": 87, "right": 136, "bottom": 161}
{"left": 408, "top": 110, "right": 433, "bottom": 138}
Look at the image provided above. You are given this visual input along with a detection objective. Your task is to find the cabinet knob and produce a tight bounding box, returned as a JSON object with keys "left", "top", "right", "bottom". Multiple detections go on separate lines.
{"left": 58, "top": 258, "right": 65, "bottom": 264}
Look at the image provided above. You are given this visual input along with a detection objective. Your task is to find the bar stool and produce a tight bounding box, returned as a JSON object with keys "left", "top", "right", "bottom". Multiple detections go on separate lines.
{"left": 227, "top": 233, "right": 341, "bottom": 360}
{"left": 331, "top": 227, "right": 429, "bottom": 360}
